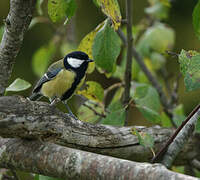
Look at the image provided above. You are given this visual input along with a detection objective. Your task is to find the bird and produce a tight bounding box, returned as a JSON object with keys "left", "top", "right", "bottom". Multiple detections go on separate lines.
{"left": 29, "top": 51, "right": 93, "bottom": 119}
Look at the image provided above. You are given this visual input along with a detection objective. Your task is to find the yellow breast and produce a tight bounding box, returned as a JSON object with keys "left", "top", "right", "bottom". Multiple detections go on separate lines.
{"left": 41, "top": 69, "right": 76, "bottom": 99}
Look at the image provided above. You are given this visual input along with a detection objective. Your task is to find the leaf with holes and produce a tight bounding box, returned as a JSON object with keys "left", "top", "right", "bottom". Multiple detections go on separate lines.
{"left": 132, "top": 128, "right": 154, "bottom": 149}
{"left": 178, "top": 49, "right": 200, "bottom": 91}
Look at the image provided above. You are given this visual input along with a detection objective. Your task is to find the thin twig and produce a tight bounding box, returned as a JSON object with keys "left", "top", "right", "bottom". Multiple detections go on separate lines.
{"left": 123, "top": 0, "right": 133, "bottom": 126}
{"left": 151, "top": 104, "right": 200, "bottom": 165}
{"left": 103, "top": 82, "right": 124, "bottom": 105}
{"left": 117, "top": 28, "right": 176, "bottom": 127}
{"left": 166, "top": 50, "right": 179, "bottom": 58}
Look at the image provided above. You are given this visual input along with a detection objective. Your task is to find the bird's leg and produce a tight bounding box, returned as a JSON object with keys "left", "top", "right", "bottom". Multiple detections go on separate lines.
{"left": 63, "top": 101, "right": 78, "bottom": 120}
{"left": 50, "top": 97, "right": 60, "bottom": 106}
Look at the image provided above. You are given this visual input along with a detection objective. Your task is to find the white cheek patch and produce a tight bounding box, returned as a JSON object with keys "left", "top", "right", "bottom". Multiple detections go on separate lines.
{"left": 67, "top": 57, "right": 83, "bottom": 68}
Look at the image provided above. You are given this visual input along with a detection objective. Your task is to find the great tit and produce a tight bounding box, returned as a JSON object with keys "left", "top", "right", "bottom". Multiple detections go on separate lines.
{"left": 29, "top": 51, "right": 93, "bottom": 118}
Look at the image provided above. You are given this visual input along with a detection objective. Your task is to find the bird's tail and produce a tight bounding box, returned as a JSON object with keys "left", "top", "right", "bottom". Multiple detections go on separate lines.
{"left": 28, "top": 93, "right": 42, "bottom": 101}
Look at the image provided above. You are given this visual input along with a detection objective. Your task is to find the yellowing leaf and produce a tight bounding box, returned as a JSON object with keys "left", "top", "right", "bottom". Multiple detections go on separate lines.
{"left": 96, "top": 0, "right": 121, "bottom": 30}
{"left": 78, "top": 21, "right": 105, "bottom": 74}
{"left": 77, "top": 81, "right": 104, "bottom": 103}
{"left": 78, "top": 101, "right": 104, "bottom": 123}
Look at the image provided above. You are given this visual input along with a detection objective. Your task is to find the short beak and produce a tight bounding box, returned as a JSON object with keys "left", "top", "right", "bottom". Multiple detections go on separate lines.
{"left": 87, "top": 59, "right": 94, "bottom": 62}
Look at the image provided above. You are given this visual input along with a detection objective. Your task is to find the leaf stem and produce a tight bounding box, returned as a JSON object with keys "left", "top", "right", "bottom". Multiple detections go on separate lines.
{"left": 103, "top": 82, "right": 124, "bottom": 105}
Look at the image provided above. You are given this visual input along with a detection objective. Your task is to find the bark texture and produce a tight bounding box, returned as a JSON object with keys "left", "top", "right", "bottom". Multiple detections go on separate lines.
{"left": 0, "top": 138, "right": 198, "bottom": 180}
{"left": 162, "top": 107, "right": 200, "bottom": 167}
{"left": 0, "top": 0, "right": 35, "bottom": 95}
{"left": 0, "top": 96, "right": 199, "bottom": 165}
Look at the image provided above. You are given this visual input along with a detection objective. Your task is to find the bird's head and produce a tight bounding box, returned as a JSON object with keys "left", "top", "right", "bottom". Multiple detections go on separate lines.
{"left": 64, "top": 51, "right": 93, "bottom": 72}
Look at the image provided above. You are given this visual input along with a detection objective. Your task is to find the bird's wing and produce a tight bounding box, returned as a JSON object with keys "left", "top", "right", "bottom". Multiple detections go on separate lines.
{"left": 33, "top": 59, "right": 64, "bottom": 93}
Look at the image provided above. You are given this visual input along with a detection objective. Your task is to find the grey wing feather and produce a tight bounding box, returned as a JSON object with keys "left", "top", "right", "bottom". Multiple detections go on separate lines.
{"left": 32, "top": 59, "right": 64, "bottom": 93}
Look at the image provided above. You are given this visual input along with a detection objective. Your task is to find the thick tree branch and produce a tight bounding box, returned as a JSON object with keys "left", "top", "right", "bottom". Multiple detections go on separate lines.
{"left": 0, "top": 96, "right": 199, "bottom": 166}
{"left": 0, "top": 0, "right": 35, "bottom": 96}
{"left": 0, "top": 138, "right": 198, "bottom": 180}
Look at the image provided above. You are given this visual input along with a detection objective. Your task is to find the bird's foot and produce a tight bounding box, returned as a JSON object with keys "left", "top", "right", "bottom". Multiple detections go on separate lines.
{"left": 50, "top": 97, "right": 60, "bottom": 106}
{"left": 65, "top": 113, "right": 78, "bottom": 120}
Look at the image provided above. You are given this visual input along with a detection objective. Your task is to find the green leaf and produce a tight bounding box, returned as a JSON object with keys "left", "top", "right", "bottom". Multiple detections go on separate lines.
{"left": 132, "top": 128, "right": 154, "bottom": 148}
{"left": 101, "top": 101, "right": 125, "bottom": 126}
{"left": 111, "top": 87, "right": 124, "bottom": 104}
{"left": 78, "top": 101, "right": 104, "bottom": 123}
{"left": 160, "top": 112, "right": 172, "bottom": 127}
{"left": 193, "top": 0, "right": 200, "bottom": 40}
{"left": 172, "top": 104, "right": 186, "bottom": 127}
{"left": 150, "top": 52, "right": 166, "bottom": 70}
{"left": 92, "top": 21, "right": 121, "bottom": 74}
{"left": 77, "top": 81, "right": 104, "bottom": 103}
{"left": 48, "top": 0, "right": 76, "bottom": 23}
{"left": 0, "top": 25, "right": 4, "bottom": 42}
{"left": 35, "top": 174, "right": 62, "bottom": 180}
{"left": 131, "top": 59, "right": 140, "bottom": 80}
{"left": 78, "top": 21, "right": 105, "bottom": 74}
{"left": 136, "top": 105, "right": 161, "bottom": 124}
{"left": 6, "top": 78, "right": 31, "bottom": 92}
{"left": 32, "top": 42, "right": 56, "bottom": 77}
{"left": 145, "top": 3, "right": 169, "bottom": 20}
{"left": 137, "top": 23, "right": 175, "bottom": 56}
{"left": 132, "top": 84, "right": 161, "bottom": 123}
{"left": 36, "top": 0, "right": 44, "bottom": 15}
{"left": 112, "top": 54, "right": 126, "bottom": 80}
{"left": 178, "top": 49, "right": 200, "bottom": 91}
{"left": 96, "top": 0, "right": 121, "bottom": 30}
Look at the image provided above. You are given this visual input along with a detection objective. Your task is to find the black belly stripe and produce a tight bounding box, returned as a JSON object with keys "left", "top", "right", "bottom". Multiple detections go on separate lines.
{"left": 61, "top": 75, "right": 82, "bottom": 101}
{"left": 61, "top": 65, "right": 87, "bottom": 101}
